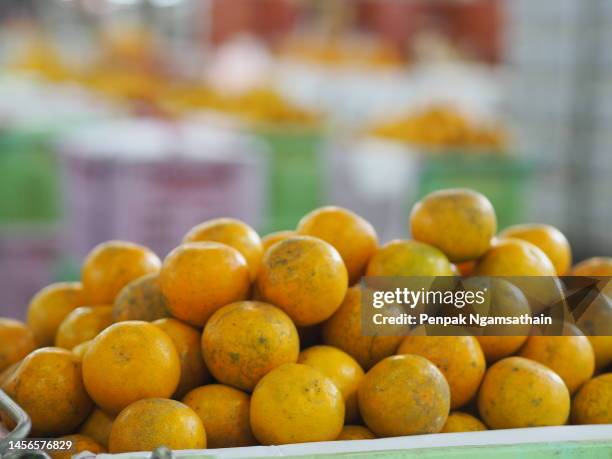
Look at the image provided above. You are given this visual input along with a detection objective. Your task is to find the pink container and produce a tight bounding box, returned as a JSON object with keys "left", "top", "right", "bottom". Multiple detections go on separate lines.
{"left": 0, "top": 225, "right": 59, "bottom": 319}
{"left": 57, "top": 119, "right": 266, "bottom": 261}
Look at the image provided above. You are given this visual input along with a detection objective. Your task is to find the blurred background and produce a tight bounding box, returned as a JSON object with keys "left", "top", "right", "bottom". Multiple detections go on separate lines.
{"left": 0, "top": 0, "right": 610, "bottom": 316}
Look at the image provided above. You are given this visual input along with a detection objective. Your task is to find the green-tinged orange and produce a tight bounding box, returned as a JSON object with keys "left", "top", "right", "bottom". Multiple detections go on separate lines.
{"left": 202, "top": 301, "right": 299, "bottom": 391}
{"left": 183, "top": 217, "right": 263, "bottom": 280}
{"left": 257, "top": 236, "right": 348, "bottom": 326}
{"left": 250, "top": 363, "right": 344, "bottom": 445}
{"left": 160, "top": 242, "right": 250, "bottom": 327}
{"left": 82, "top": 241, "right": 161, "bottom": 304}
{"left": 183, "top": 384, "right": 256, "bottom": 448}
{"left": 358, "top": 354, "right": 450, "bottom": 437}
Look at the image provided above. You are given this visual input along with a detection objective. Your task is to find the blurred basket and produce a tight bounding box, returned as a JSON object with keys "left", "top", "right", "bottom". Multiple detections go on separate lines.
{"left": 58, "top": 119, "right": 267, "bottom": 262}
{"left": 0, "top": 131, "right": 60, "bottom": 224}
{"left": 0, "top": 224, "right": 60, "bottom": 319}
{"left": 254, "top": 126, "right": 323, "bottom": 233}
{"left": 417, "top": 153, "right": 535, "bottom": 230}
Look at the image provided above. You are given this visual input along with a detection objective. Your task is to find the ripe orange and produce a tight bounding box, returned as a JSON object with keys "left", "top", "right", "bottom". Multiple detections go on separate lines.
{"left": 297, "top": 206, "right": 378, "bottom": 284}
{"left": 82, "top": 321, "right": 180, "bottom": 414}
{"left": 261, "top": 230, "right": 294, "bottom": 252}
{"left": 322, "top": 286, "right": 402, "bottom": 370}
{"left": 82, "top": 241, "right": 161, "bottom": 304}
{"left": 441, "top": 412, "right": 487, "bottom": 433}
{"left": 182, "top": 384, "right": 256, "bottom": 448}
{"left": 153, "top": 318, "right": 211, "bottom": 398}
{"left": 397, "top": 336, "right": 485, "bottom": 409}
{"left": 51, "top": 435, "right": 105, "bottom": 459}
{"left": 358, "top": 354, "right": 450, "bottom": 437}
{"left": 410, "top": 189, "right": 496, "bottom": 262}
{"left": 499, "top": 224, "right": 572, "bottom": 275}
{"left": 519, "top": 335, "right": 595, "bottom": 394}
{"left": 476, "top": 336, "right": 528, "bottom": 363}
{"left": 366, "top": 239, "right": 454, "bottom": 277}
{"left": 336, "top": 425, "right": 376, "bottom": 440}
{"left": 202, "top": 301, "right": 299, "bottom": 391}
{"left": 474, "top": 238, "right": 556, "bottom": 276}
{"left": 27, "top": 282, "right": 87, "bottom": 346}
{"left": 250, "top": 363, "right": 345, "bottom": 445}
{"left": 78, "top": 408, "right": 115, "bottom": 449}
{"left": 298, "top": 345, "right": 365, "bottom": 423}
{"left": 109, "top": 398, "right": 206, "bottom": 453}
{"left": 71, "top": 340, "right": 93, "bottom": 360}
{"left": 0, "top": 318, "right": 36, "bottom": 372}
{"left": 160, "top": 242, "right": 250, "bottom": 327}
{"left": 183, "top": 218, "right": 263, "bottom": 280}
{"left": 113, "top": 273, "right": 169, "bottom": 322}
{"left": 571, "top": 373, "right": 612, "bottom": 425}
{"left": 55, "top": 306, "right": 113, "bottom": 350}
{"left": 257, "top": 236, "right": 348, "bottom": 326}
{"left": 478, "top": 357, "right": 570, "bottom": 428}
{"left": 588, "top": 336, "right": 612, "bottom": 371}
{"left": 570, "top": 257, "right": 612, "bottom": 276}
{"left": 2, "top": 347, "right": 93, "bottom": 435}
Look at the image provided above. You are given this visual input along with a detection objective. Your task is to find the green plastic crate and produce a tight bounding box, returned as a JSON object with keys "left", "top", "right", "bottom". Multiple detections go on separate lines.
{"left": 416, "top": 153, "right": 534, "bottom": 230}
{"left": 254, "top": 127, "right": 323, "bottom": 233}
{"left": 0, "top": 131, "right": 61, "bottom": 223}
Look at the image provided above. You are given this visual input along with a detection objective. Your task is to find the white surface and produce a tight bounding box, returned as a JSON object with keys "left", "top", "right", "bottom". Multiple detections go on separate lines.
{"left": 94, "top": 425, "right": 612, "bottom": 459}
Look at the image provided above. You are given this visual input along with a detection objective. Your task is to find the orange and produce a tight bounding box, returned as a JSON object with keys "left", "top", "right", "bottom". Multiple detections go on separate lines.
{"left": 50, "top": 434, "right": 105, "bottom": 459}
{"left": 71, "top": 340, "right": 93, "bottom": 360}
{"left": 78, "top": 408, "right": 115, "bottom": 449}
{"left": 570, "top": 257, "right": 612, "bottom": 276}
{"left": 0, "top": 318, "right": 36, "bottom": 372}
{"left": 202, "top": 301, "right": 299, "bottom": 391}
{"left": 113, "top": 273, "right": 169, "bottom": 322}
{"left": 82, "top": 321, "right": 180, "bottom": 414}
{"left": 1, "top": 347, "right": 92, "bottom": 435}
{"left": 397, "top": 336, "right": 485, "bottom": 409}
{"left": 250, "top": 363, "right": 344, "bottom": 445}
{"left": 478, "top": 356, "right": 569, "bottom": 428}
{"left": 159, "top": 242, "right": 250, "bottom": 327}
{"left": 410, "top": 189, "right": 496, "bottom": 262}
{"left": 297, "top": 206, "right": 378, "bottom": 284}
{"left": 500, "top": 224, "right": 572, "bottom": 275}
{"left": 336, "top": 425, "right": 376, "bottom": 440}
{"left": 182, "top": 384, "right": 256, "bottom": 448}
{"left": 440, "top": 412, "right": 487, "bottom": 433}
{"left": 183, "top": 217, "right": 263, "bottom": 280}
{"left": 571, "top": 373, "right": 612, "bottom": 425}
{"left": 109, "top": 398, "right": 206, "bottom": 453}
{"left": 588, "top": 336, "right": 612, "bottom": 370}
{"left": 519, "top": 335, "right": 595, "bottom": 394}
{"left": 82, "top": 240, "right": 161, "bottom": 304}
{"left": 463, "top": 277, "right": 532, "bottom": 337}
{"left": 55, "top": 306, "right": 113, "bottom": 350}
{"left": 261, "top": 230, "right": 294, "bottom": 252}
{"left": 322, "top": 286, "right": 402, "bottom": 370}
{"left": 257, "top": 236, "right": 348, "bottom": 326}
{"left": 298, "top": 345, "right": 365, "bottom": 423}
{"left": 474, "top": 238, "right": 556, "bottom": 276}
{"left": 476, "top": 336, "right": 528, "bottom": 363}
{"left": 0, "top": 360, "right": 22, "bottom": 387}
{"left": 358, "top": 354, "right": 450, "bottom": 437}
{"left": 153, "top": 318, "right": 211, "bottom": 398}
{"left": 27, "top": 282, "right": 86, "bottom": 346}
{"left": 366, "top": 239, "right": 454, "bottom": 277}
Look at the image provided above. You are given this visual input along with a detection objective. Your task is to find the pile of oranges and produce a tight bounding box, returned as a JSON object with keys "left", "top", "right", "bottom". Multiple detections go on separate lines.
{"left": 370, "top": 105, "right": 508, "bottom": 152}
{"left": 1, "top": 188, "right": 611, "bottom": 456}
